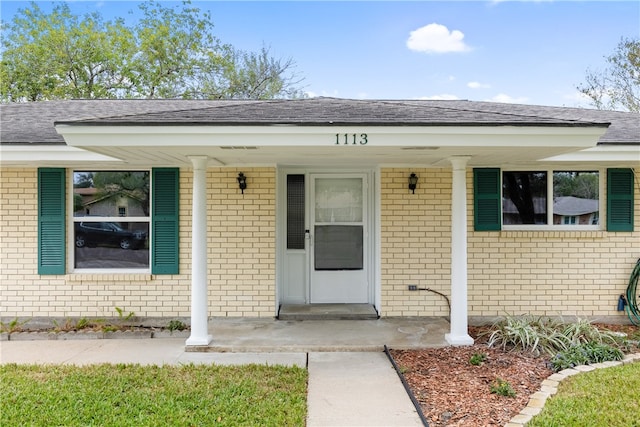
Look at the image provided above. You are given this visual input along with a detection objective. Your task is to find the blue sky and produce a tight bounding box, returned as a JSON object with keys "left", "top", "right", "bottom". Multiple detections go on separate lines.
{"left": 1, "top": 1, "right": 638, "bottom": 107}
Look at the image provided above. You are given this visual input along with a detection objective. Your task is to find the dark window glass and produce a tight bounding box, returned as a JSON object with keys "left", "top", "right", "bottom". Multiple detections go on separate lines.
{"left": 287, "top": 175, "right": 305, "bottom": 250}
{"left": 74, "top": 222, "right": 149, "bottom": 268}
{"left": 314, "top": 225, "right": 363, "bottom": 270}
{"left": 502, "top": 171, "right": 547, "bottom": 225}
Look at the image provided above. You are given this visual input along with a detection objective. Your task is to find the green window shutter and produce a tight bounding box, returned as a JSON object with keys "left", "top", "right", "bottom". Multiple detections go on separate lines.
{"left": 38, "top": 168, "right": 66, "bottom": 275}
{"left": 152, "top": 168, "right": 179, "bottom": 274}
{"left": 473, "top": 168, "right": 502, "bottom": 231}
{"left": 607, "top": 168, "right": 634, "bottom": 232}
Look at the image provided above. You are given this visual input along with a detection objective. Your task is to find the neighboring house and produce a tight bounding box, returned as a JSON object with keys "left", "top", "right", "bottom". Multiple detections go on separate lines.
{"left": 0, "top": 98, "right": 638, "bottom": 347}
{"left": 74, "top": 187, "right": 148, "bottom": 217}
{"left": 502, "top": 196, "right": 600, "bottom": 225}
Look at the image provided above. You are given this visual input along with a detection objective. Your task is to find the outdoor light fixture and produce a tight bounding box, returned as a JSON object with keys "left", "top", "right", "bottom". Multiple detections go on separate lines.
{"left": 237, "top": 172, "right": 247, "bottom": 194}
{"left": 408, "top": 173, "right": 418, "bottom": 194}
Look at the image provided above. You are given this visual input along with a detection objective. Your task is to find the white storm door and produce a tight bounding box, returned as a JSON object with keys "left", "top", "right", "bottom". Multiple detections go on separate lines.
{"left": 309, "top": 174, "right": 368, "bottom": 303}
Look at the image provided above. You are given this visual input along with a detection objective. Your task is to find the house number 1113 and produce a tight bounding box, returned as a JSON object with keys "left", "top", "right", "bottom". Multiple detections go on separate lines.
{"left": 335, "top": 133, "right": 368, "bottom": 145}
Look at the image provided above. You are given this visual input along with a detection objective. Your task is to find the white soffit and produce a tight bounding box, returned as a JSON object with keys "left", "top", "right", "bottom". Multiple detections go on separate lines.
{"left": 0, "top": 145, "right": 121, "bottom": 166}
{"left": 542, "top": 145, "right": 640, "bottom": 165}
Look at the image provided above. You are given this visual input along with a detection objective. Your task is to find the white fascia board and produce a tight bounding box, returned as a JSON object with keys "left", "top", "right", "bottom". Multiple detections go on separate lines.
{"left": 542, "top": 145, "right": 640, "bottom": 164}
{"left": 56, "top": 124, "right": 607, "bottom": 149}
{"left": 0, "top": 145, "right": 122, "bottom": 165}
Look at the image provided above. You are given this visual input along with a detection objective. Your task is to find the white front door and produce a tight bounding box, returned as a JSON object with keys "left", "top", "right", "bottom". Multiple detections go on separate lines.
{"left": 309, "top": 174, "right": 369, "bottom": 303}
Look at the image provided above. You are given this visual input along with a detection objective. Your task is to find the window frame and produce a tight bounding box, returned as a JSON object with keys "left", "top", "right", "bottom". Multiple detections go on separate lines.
{"left": 501, "top": 168, "right": 603, "bottom": 231}
{"left": 70, "top": 169, "right": 151, "bottom": 274}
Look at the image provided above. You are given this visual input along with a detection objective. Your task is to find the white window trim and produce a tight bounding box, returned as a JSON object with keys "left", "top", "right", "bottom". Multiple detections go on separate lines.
{"left": 501, "top": 168, "right": 603, "bottom": 231}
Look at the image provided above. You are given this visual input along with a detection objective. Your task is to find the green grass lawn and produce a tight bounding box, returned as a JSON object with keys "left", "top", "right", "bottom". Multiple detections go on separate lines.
{"left": 0, "top": 363, "right": 307, "bottom": 427}
{"left": 528, "top": 362, "right": 640, "bottom": 427}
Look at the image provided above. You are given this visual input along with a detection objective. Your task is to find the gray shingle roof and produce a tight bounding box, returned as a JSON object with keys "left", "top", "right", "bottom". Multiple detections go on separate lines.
{"left": 1, "top": 97, "right": 638, "bottom": 146}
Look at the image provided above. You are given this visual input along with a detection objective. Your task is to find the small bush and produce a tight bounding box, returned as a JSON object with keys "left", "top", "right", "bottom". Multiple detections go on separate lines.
{"left": 486, "top": 315, "right": 568, "bottom": 355}
{"left": 486, "top": 314, "right": 632, "bottom": 356}
{"left": 167, "top": 320, "right": 187, "bottom": 332}
{"left": 561, "top": 318, "right": 623, "bottom": 346}
{"left": 550, "top": 342, "right": 624, "bottom": 372}
{"left": 469, "top": 353, "right": 487, "bottom": 366}
{"left": 490, "top": 378, "right": 516, "bottom": 397}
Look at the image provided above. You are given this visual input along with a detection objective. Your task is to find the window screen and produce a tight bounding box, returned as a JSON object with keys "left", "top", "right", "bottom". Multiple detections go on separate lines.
{"left": 314, "top": 225, "right": 363, "bottom": 270}
{"left": 287, "top": 175, "right": 305, "bottom": 250}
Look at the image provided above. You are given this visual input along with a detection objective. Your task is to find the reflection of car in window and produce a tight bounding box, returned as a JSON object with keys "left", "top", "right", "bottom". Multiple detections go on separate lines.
{"left": 75, "top": 222, "right": 147, "bottom": 250}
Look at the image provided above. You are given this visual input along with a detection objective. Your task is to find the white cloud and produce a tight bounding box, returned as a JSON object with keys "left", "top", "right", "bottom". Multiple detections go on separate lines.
{"left": 406, "top": 23, "right": 471, "bottom": 54}
{"left": 306, "top": 90, "right": 340, "bottom": 98}
{"left": 468, "top": 81, "right": 491, "bottom": 89}
{"left": 417, "top": 94, "right": 461, "bottom": 100}
{"left": 485, "top": 93, "right": 529, "bottom": 104}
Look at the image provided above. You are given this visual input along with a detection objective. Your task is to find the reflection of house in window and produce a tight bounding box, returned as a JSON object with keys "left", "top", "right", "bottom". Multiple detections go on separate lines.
{"left": 502, "top": 196, "right": 599, "bottom": 225}
{"left": 553, "top": 196, "right": 599, "bottom": 225}
{"left": 73, "top": 187, "right": 146, "bottom": 217}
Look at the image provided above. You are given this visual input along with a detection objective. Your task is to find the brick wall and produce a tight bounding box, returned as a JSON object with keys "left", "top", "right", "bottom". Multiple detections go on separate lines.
{"left": 0, "top": 167, "right": 276, "bottom": 320}
{"left": 380, "top": 167, "right": 639, "bottom": 320}
{"left": 2, "top": 166, "right": 637, "bottom": 321}
{"left": 380, "top": 168, "right": 452, "bottom": 316}
{"left": 206, "top": 168, "right": 276, "bottom": 317}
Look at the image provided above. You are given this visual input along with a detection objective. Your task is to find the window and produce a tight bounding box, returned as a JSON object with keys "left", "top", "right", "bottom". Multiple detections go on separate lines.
{"left": 73, "top": 171, "right": 150, "bottom": 270}
{"left": 38, "top": 168, "right": 179, "bottom": 275}
{"left": 502, "top": 171, "right": 547, "bottom": 225}
{"left": 474, "top": 168, "right": 623, "bottom": 231}
{"left": 501, "top": 170, "right": 599, "bottom": 227}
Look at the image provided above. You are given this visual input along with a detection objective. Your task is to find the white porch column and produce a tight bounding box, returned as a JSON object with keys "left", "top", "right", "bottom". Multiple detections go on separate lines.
{"left": 186, "top": 156, "right": 212, "bottom": 346}
{"left": 446, "top": 156, "right": 474, "bottom": 346}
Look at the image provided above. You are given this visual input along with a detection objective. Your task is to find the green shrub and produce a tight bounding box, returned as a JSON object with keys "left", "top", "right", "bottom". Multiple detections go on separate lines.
{"left": 486, "top": 314, "right": 631, "bottom": 356}
{"left": 490, "top": 378, "right": 516, "bottom": 397}
{"left": 561, "top": 318, "right": 623, "bottom": 346}
{"left": 167, "top": 319, "right": 187, "bottom": 332}
{"left": 486, "top": 315, "right": 569, "bottom": 356}
{"left": 469, "top": 353, "right": 487, "bottom": 366}
{"left": 550, "top": 342, "right": 624, "bottom": 372}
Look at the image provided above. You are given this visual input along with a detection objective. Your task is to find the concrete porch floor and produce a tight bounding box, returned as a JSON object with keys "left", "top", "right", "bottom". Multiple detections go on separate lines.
{"left": 190, "top": 316, "right": 451, "bottom": 352}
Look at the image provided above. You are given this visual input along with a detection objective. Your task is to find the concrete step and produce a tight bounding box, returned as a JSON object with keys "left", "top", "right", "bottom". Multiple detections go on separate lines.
{"left": 278, "top": 304, "right": 378, "bottom": 320}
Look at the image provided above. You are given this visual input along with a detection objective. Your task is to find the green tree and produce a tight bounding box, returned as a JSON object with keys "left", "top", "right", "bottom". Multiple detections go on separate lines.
{"left": 197, "top": 46, "right": 304, "bottom": 100}
{"left": 578, "top": 37, "right": 640, "bottom": 112}
{"left": 1, "top": 1, "right": 305, "bottom": 101}
{"left": 0, "top": 3, "right": 134, "bottom": 101}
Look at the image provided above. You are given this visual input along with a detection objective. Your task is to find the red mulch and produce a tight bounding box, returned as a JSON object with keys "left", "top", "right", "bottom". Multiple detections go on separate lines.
{"left": 389, "top": 323, "right": 639, "bottom": 427}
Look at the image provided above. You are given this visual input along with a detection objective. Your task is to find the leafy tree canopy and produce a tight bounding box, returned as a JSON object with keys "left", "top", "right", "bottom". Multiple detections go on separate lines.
{"left": 0, "top": 1, "right": 305, "bottom": 101}
{"left": 578, "top": 37, "right": 639, "bottom": 112}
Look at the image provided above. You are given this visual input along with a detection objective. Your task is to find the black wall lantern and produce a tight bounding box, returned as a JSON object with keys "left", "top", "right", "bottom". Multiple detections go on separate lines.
{"left": 408, "top": 173, "right": 418, "bottom": 194}
{"left": 237, "top": 172, "right": 247, "bottom": 194}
